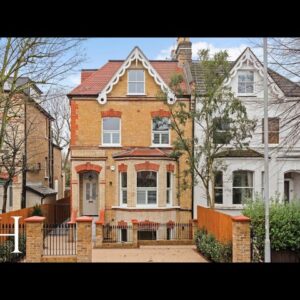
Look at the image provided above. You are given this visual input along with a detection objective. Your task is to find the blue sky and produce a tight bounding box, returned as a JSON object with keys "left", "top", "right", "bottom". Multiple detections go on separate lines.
{"left": 65, "top": 38, "right": 262, "bottom": 89}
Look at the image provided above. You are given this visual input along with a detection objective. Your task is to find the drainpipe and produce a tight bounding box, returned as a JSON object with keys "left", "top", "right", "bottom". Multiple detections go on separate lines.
{"left": 21, "top": 97, "right": 28, "bottom": 209}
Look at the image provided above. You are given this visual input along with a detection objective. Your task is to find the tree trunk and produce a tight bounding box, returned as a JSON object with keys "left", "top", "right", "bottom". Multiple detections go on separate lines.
{"left": 2, "top": 181, "right": 9, "bottom": 213}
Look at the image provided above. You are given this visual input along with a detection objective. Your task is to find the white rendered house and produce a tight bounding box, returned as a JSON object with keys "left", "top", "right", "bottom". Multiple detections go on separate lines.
{"left": 190, "top": 47, "right": 300, "bottom": 216}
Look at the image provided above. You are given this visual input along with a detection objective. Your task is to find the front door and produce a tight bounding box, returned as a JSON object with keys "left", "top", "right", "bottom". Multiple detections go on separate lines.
{"left": 82, "top": 172, "right": 98, "bottom": 215}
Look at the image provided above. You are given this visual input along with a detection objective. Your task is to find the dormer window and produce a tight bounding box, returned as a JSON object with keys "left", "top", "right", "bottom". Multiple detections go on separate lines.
{"left": 238, "top": 70, "right": 254, "bottom": 94}
{"left": 128, "top": 70, "right": 145, "bottom": 95}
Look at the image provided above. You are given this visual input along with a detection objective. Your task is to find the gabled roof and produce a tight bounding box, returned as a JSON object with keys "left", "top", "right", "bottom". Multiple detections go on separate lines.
{"left": 191, "top": 47, "right": 300, "bottom": 97}
{"left": 112, "top": 147, "right": 172, "bottom": 159}
{"left": 68, "top": 47, "right": 189, "bottom": 104}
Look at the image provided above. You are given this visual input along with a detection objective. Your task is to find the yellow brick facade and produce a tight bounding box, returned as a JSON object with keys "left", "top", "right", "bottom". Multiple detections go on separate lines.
{"left": 70, "top": 61, "right": 192, "bottom": 224}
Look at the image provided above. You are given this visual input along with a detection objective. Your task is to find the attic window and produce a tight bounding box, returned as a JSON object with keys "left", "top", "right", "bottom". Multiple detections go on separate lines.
{"left": 238, "top": 70, "right": 254, "bottom": 94}
{"left": 128, "top": 70, "right": 145, "bottom": 95}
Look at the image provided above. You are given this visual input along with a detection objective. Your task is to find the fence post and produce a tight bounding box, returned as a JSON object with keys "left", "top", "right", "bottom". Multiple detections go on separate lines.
{"left": 76, "top": 216, "right": 93, "bottom": 262}
{"left": 24, "top": 216, "right": 45, "bottom": 262}
{"left": 132, "top": 220, "right": 139, "bottom": 248}
{"left": 192, "top": 219, "right": 198, "bottom": 240}
{"left": 232, "top": 216, "right": 251, "bottom": 262}
{"left": 95, "top": 222, "right": 103, "bottom": 248}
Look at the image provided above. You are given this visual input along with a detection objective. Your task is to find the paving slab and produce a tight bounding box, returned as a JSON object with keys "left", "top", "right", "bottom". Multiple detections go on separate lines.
{"left": 92, "top": 245, "right": 207, "bottom": 262}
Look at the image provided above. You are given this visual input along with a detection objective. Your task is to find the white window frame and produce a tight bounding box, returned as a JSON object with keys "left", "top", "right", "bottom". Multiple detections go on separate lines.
{"left": 136, "top": 171, "right": 158, "bottom": 207}
{"left": 232, "top": 170, "right": 254, "bottom": 205}
{"left": 127, "top": 70, "right": 146, "bottom": 95}
{"left": 101, "top": 117, "right": 121, "bottom": 147}
{"left": 237, "top": 70, "right": 255, "bottom": 96}
{"left": 166, "top": 172, "right": 172, "bottom": 206}
{"left": 151, "top": 117, "right": 171, "bottom": 147}
{"left": 119, "top": 172, "right": 127, "bottom": 207}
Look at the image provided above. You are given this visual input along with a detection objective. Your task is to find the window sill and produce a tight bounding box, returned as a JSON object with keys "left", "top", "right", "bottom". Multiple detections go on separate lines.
{"left": 150, "top": 144, "right": 171, "bottom": 148}
{"left": 215, "top": 204, "right": 244, "bottom": 209}
{"left": 127, "top": 93, "right": 146, "bottom": 96}
{"left": 237, "top": 94, "right": 256, "bottom": 97}
{"left": 99, "top": 144, "right": 122, "bottom": 148}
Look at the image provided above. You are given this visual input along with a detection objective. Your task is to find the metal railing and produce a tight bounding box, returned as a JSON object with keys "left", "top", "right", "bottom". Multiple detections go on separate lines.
{"left": 0, "top": 223, "right": 26, "bottom": 262}
{"left": 137, "top": 222, "right": 192, "bottom": 241}
{"left": 103, "top": 223, "right": 133, "bottom": 243}
{"left": 43, "top": 223, "right": 76, "bottom": 256}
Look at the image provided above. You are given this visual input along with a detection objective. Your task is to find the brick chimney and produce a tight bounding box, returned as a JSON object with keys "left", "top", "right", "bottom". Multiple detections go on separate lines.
{"left": 175, "top": 38, "right": 192, "bottom": 67}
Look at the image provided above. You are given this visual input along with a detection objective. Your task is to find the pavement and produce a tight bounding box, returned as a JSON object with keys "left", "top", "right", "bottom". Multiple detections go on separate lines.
{"left": 92, "top": 245, "right": 207, "bottom": 262}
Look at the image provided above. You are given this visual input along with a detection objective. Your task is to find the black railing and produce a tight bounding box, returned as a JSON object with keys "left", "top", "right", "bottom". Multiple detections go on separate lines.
{"left": 103, "top": 224, "right": 133, "bottom": 243}
{"left": 0, "top": 223, "right": 26, "bottom": 262}
{"left": 43, "top": 223, "right": 76, "bottom": 256}
{"left": 138, "top": 223, "right": 192, "bottom": 241}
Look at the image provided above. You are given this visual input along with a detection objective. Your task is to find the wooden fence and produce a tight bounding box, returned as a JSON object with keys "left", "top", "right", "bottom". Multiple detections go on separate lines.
{"left": 0, "top": 197, "right": 70, "bottom": 224}
{"left": 197, "top": 206, "right": 233, "bottom": 243}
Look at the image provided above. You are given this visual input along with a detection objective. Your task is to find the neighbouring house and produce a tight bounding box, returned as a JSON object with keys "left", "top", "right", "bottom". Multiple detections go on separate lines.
{"left": 191, "top": 46, "right": 300, "bottom": 215}
{"left": 67, "top": 43, "right": 193, "bottom": 236}
{"left": 0, "top": 77, "right": 65, "bottom": 212}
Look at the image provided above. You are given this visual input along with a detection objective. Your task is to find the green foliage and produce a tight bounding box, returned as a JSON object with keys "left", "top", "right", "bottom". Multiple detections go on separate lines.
{"left": 243, "top": 198, "right": 300, "bottom": 261}
{"left": 31, "top": 204, "right": 43, "bottom": 216}
{"left": 195, "top": 228, "right": 232, "bottom": 262}
{"left": 0, "top": 235, "right": 26, "bottom": 263}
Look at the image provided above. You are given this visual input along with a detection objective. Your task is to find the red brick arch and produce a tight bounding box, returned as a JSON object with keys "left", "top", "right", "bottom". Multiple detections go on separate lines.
{"left": 75, "top": 162, "right": 102, "bottom": 173}
{"left": 151, "top": 109, "right": 171, "bottom": 118}
{"left": 135, "top": 161, "right": 160, "bottom": 172}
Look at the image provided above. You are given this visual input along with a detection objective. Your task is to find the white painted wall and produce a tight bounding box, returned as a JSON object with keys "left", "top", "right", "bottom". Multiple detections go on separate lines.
{"left": 194, "top": 50, "right": 300, "bottom": 216}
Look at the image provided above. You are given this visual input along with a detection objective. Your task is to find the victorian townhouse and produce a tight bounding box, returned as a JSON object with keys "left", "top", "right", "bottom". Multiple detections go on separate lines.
{"left": 0, "top": 78, "right": 64, "bottom": 213}
{"left": 191, "top": 46, "right": 300, "bottom": 215}
{"left": 67, "top": 40, "right": 194, "bottom": 231}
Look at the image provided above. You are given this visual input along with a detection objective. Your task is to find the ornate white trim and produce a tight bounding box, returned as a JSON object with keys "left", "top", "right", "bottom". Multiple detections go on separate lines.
{"left": 97, "top": 47, "right": 176, "bottom": 105}
{"left": 223, "top": 48, "right": 284, "bottom": 99}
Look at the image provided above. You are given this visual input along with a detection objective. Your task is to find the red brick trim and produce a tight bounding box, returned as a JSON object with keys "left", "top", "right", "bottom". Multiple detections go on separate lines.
{"left": 76, "top": 216, "right": 93, "bottom": 222}
{"left": 232, "top": 215, "right": 250, "bottom": 222}
{"left": 118, "top": 163, "right": 128, "bottom": 172}
{"left": 95, "top": 209, "right": 105, "bottom": 225}
{"left": 75, "top": 162, "right": 102, "bottom": 173}
{"left": 67, "top": 209, "right": 78, "bottom": 224}
{"left": 166, "top": 163, "right": 175, "bottom": 172}
{"left": 101, "top": 108, "right": 122, "bottom": 118}
{"left": 135, "top": 161, "right": 160, "bottom": 172}
{"left": 24, "top": 216, "right": 45, "bottom": 223}
{"left": 70, "top": 100, "right": 79, "bottom": 146}
{"left": 151, "top": 109, "right": 171, "bottom": 118}
{"left": 117, "top": 220, "right": 128, "bottom": 228}
{"left": 167, "top": 220, "right": 175, "bottom": 228}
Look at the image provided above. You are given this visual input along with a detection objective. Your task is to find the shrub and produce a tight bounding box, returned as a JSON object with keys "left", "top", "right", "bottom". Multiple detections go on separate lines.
{"left": 31, "top": 204, "right": 43, "bottom": 216}
{"left": 195, "top": 228, "right": 232, "bottom": 262}
{"left": 0, "top": 234, "right": 26, "bottom": 263}
{"left": 243, "top": 197, "right": 300, "bottom": 261}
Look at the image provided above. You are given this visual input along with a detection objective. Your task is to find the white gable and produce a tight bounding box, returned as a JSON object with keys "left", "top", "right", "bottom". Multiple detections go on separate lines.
{"left": 97, "top": 47, "right": 176, "bottom": 105}
{"left": 224, "top": 48, "right": 284, "bottom": 99}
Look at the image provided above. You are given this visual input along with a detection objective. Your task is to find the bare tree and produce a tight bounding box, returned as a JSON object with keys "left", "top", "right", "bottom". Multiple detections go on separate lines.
{"left": 42, "top": 88, "right": 70, "bottom": 171}
{"left": 0, "top": 37, "right": 85, "bottom": 152}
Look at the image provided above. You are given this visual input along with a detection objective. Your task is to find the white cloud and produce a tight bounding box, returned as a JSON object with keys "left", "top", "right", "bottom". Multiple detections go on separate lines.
{"left": 67, "top": 73, "right": 81, "bottom": 86}
{"left": 155, "top": 41, "right": 261, "bottom": 61}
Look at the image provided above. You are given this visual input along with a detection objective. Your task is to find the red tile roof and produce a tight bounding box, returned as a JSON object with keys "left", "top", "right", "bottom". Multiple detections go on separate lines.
{"left": 113, "top": 147, "right": 172, "bottom": 158}
{"left": 68, "top": 60, "right": 188, "bottom": 97}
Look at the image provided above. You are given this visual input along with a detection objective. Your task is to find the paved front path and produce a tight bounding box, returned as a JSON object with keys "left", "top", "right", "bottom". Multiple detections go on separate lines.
{"left": 92, "top": 245, "right": 207, "bottom": 262}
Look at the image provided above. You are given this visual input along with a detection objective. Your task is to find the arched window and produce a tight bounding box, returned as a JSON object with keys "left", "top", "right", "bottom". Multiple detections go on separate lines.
{"left": 232, "top": 170, "right": 254, "bottom": 204}
{"left": 137, "top": 171, "right": 157, "bottom": 205}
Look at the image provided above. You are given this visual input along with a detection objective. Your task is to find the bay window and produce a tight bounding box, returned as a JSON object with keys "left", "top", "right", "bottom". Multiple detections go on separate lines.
{"left": 214, "top": 171, "right": 223, "bottom": 204}
{"left": 166, "top": 172, "right": 172, "bottom": 205}
{"left": 120, "top": 172, "right": 127, "bottom": 206}
{"left": 232, "top": 170, "right": 253, "bottom": 204}
{"left": 137, "top": 171, "right": 157, "bottom": 205}
{"left": 102, "top": 117, "right": 121, "bottom": 146}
